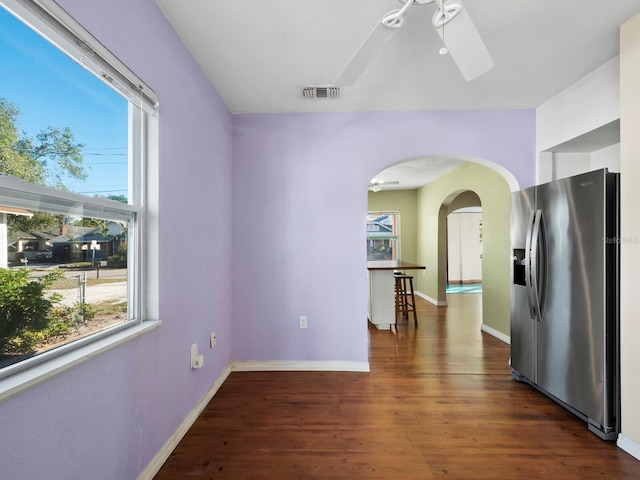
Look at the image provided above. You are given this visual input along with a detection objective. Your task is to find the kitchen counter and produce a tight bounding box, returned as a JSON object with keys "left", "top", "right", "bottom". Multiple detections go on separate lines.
{"left": 367, "top": 260, "right": 426, "bottom": 271}
{"left": 367, "top": 260, "right": 425, "bottom": 330}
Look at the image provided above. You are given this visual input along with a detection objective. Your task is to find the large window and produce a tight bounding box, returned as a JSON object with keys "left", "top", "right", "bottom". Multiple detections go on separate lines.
{"left": 367, "top": 212, "right": 400, "bottom": 260}
{"left": 0, "top": 0, "right": 158, "bottom": 376}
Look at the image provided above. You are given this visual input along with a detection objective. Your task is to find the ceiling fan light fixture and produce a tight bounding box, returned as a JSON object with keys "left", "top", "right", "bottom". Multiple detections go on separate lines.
{"left": 335, "top": 0, "right": 493, "bottom": 87}
{"left": 432, "top": 1, "right": 462, "bottom": 29}
{"left": 369, "top": 178, "right": 399, "bottom": 192}
{"left": 381, "top": 0, "right": 415, "bottom": 30}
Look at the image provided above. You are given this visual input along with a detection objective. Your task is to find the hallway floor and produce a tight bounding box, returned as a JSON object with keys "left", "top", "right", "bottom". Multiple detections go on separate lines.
{"left": 446, "top": 282, "right": 482, "bottom": 294}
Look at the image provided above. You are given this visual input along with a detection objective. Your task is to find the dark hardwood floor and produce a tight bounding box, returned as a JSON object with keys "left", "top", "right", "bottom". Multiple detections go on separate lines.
{"left": 155, "top": 294, "right": 640, "bottom": 479}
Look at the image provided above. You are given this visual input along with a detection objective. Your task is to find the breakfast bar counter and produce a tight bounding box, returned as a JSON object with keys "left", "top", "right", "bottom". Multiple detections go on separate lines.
{"left": 367, "top": 260, "right": 425, "bottom": 330}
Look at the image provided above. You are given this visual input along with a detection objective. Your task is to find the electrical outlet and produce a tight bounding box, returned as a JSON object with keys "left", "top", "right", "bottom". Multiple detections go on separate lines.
{"left": 190, "top": 343, "right": 204, "bottom": 369}
{"left": 210, "top": 331, "right": 216, "bottom": 348}
{"left": 299, "top": 315, "right": 308, "bottom": 329}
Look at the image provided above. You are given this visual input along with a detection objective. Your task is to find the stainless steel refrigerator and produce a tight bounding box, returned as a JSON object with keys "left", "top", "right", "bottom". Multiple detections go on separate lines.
{"left": 510, "top": 168, "right": 619, "bottom": 440}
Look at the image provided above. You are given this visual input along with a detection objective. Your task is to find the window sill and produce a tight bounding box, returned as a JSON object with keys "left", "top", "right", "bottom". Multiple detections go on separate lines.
{"left": 0, "top": 320, "right": 162, "bottom": 402}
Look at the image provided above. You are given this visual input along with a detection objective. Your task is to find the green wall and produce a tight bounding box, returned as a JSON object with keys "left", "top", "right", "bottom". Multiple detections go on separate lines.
{"left": 367, "top": 190, "right": 418, "bottom": 263}
{"left": 416, "top": 162, "right": 511, "bottom": 336}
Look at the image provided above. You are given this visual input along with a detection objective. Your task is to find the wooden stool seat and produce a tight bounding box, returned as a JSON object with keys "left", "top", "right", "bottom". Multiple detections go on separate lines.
{"left": 394, "top": 273, "right": 417, "bottom": 327}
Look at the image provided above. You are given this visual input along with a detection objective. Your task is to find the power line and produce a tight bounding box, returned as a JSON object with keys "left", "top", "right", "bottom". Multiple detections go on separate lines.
{"left": 79, "top": 147, "right": 127, "bottom": 151}
{"left": 3, "top": 146, "right": 127, "bottom": 155}
{"left": 83, "top": 161, "right": 128, "bottom": 165}
{"left": 4, "top": 146, "right": 126, "bottom": 157}
{"left": 81, "top": 152, "right": 127, "bottom": 156}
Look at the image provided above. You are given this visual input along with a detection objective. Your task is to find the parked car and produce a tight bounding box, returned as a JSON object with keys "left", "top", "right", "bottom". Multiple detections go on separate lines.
{"left": 36, "top": 249, "right": 53, "bottom": 261}
{"left": 36, "top": 246, "right": 69, "bottom": 263}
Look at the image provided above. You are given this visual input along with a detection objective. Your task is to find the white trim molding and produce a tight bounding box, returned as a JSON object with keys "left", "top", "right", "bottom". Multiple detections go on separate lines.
{"left": 415, "top": 290, "right": 447, "bottom": 307}
{"left": 0, "top": 321, "right": 161, "bottom": 402}
{"left": 618, "top": 434, "right": 640, "bottom": 461}
{"left": 481, "top": 324, "right": 510, "bottom": 344}
{"left": 231, "top": 360, "right": 370, "bottom": 373}
{"left": 137, "top": 364, "right": 232, "bottom": 480}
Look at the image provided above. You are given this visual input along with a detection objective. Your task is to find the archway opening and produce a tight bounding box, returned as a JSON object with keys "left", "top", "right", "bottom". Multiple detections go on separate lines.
{"left": 444, "top": 191, "right": 482, "bottom": 295}
{"left": 366, "top": 156, "right": 515, "bottom": 341}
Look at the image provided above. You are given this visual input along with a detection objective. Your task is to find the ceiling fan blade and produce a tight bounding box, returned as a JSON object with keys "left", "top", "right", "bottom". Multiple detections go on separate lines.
{"left": 334, "top": 20, "right": 399, "bottom": 86}
{"left": 435, "top": 1, "right": 494, "bottom": 81}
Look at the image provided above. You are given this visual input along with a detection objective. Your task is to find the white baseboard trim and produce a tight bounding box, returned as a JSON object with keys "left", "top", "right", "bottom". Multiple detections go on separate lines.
{"left": 230, "top": 360, "right": 371, "bottom": 372}
{"left": 137, "top": 364, "right": 232, "bottom": 480}
{"left": 481, "top": 324, "right": 511, "bottom": 344}
{"left": 415, "top": 290, "right": 447, "bottom": 307}
{"left": 618, "top": 433, "right": 640, "bottom": 461}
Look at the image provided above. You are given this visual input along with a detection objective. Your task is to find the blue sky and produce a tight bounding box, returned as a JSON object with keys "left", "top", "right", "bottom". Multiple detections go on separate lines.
{"left": 0, "top": 7, "right": 128, "bottom": 197}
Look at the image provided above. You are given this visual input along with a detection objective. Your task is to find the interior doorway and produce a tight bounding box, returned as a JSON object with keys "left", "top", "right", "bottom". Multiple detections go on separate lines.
{"left": 447, "top": 209, "right": 483, "bottom": 288}
{"left": 367, "top": 158, "right": 516, "bottom": 340}
{"left": 445, "top": 191, "right": 483, "bottom": 295}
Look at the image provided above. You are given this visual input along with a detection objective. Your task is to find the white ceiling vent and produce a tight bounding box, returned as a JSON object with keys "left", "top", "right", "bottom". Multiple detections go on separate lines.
{"left": 301, "top": 85, "right": 341, "bottom": 100}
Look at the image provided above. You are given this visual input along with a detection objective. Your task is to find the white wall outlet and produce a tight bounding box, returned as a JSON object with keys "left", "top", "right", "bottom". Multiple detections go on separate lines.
{"left": 210, "top": 331, "right": 216, "bottom": 348}
{"left": 190, "top": 343, "right": 204, "bottom": 369}
{"left": 299, "top": 315, "right": 308, "bottom": 329}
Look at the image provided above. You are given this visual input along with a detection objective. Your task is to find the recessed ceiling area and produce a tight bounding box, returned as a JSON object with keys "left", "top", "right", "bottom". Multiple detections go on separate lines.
{"left": 154, "top": 0, "right": 640, "bottom": 114}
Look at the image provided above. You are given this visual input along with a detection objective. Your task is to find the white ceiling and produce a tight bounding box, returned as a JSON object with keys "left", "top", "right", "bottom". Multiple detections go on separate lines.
{"left": 154, "top": 0, "right": 640, "bottom": 188}
{"left": 371, "top": 157, "right": 464, "bottom": 190}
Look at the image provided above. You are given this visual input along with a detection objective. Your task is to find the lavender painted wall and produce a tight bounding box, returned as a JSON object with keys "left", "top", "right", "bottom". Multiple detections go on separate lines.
{"left": 0, "top": 0, "right": 233, "bottom": 478}
{"left": 232, "top": 110, "right": 535, "bottom": 362}
{"left": 0, "top": 1, "right": 537, "bottom": 477}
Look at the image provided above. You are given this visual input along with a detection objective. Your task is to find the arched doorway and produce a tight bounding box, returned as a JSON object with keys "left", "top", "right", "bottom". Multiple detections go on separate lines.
{"left": 367, "top": 157, "right": 516, "bottom": 340}
{"left": 444, "top": 191, "right": 482, "bottom": 293}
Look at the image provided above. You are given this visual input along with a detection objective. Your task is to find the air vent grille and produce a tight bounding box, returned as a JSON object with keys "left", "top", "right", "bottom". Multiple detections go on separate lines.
{"left": 301, "top": 85, "right": 341, "bottom": 100}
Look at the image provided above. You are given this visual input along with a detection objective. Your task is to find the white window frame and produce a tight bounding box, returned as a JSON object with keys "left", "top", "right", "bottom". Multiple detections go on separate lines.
{"left": 367, "top": 211, "right": 401, "bottom": 260}
{"left": 0, "top": 0, "right": 160, "bottom": 400}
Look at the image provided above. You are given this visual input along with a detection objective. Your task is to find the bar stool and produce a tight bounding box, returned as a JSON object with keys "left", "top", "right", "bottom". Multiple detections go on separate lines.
{"left": 394, "top": 272, "right": 417, "bottom": 327}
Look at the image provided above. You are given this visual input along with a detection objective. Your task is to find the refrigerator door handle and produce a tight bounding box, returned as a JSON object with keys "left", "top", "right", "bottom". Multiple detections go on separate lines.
{"left": 530, "top": 209, "right": 546, "bottom": 321}
{"left": 524, "top": 210, "right": 537, "bottom": 319}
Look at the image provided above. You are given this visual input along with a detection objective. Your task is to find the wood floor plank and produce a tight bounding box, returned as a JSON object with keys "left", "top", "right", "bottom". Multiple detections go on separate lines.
{"left": 155, "top": 294, "right": 640, "bottom": 479}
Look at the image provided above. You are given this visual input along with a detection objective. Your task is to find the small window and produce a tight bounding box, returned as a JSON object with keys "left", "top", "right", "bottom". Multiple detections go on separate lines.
{"left": 367, "top": 212, "right": 400, "bottom": 260}
{"left": 21, "top": 241, "right": 39, "bottom": 252}
{"left": 0, "top": 0, "right": 158, "bottom": 374}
